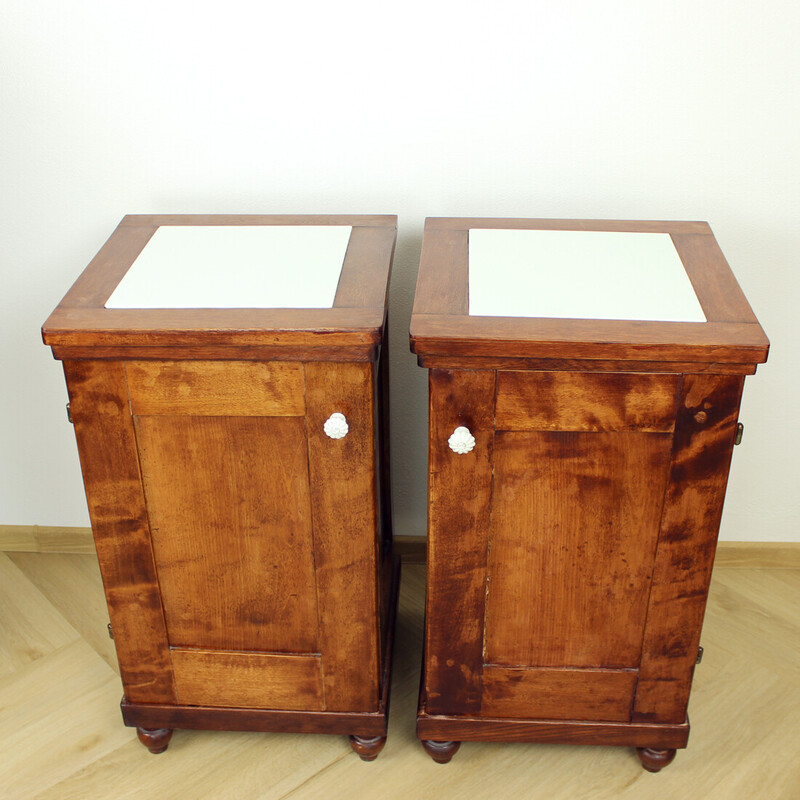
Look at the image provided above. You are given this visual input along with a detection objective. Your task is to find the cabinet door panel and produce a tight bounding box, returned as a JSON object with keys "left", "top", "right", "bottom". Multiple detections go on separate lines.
{"left": 484, "top": 430, "right": 673, "bottom": 669}
{"left": 171, "top": 649, "right": 323, "bottom": 710}
{"left": 134, "top": 414, "right": 319, "bottom": 655}
{"left": 482, "top": 666, "right": 637, "bottom": 722}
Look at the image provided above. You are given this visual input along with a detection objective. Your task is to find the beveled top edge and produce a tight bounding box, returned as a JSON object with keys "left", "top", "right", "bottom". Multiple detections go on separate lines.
{"left": 424, "top": 217, "right": 712, "bottom": 234}
{"left": 121, "top": 214, "right": 398, "bottom": 228}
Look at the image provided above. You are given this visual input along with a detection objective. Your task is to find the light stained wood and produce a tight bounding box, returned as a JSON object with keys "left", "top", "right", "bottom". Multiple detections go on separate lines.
{"left": 304, "top": 361, "right": 380, "bottom": 713}
{"left": 2, "top": 558, "right": 799, "bottom": 799}
{"left": 0, "top": 640, "right": 132, "bottom": 800}
{"left": 63, "top": 360, "right": 176, "bottom": 705}
{"left": 125, "top": 360, "right": 305, "bottom": 416}
{"left": 484, "top": 431, "right": 673, "bottom": 668}
{"left": 0, "top": 554, "right": 79, "bottom": 676}
{"left": 0, "top": 525, "right": 95, "bottom": 554}
{"left": 7, "top": 552, "right": 118, "bottom": 673}
{"left": 712, "top": 542, "right": 800, "bottom": 569}
{"left": 134, "top": 414, "right": 319, "bottom": 654}
{"left": 495, "top": 371, "right": 680, "bottom": 432}
{"left": 481, "top": 666, "right": 638, "bottom": 722}
{"left": 170, "top": 649, "right": 324, "bottom": 711}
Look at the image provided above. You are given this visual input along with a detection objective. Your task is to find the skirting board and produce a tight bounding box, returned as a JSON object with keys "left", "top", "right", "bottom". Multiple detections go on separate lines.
{"left": 1, "top": 526, "right": 798, "bottom": 568}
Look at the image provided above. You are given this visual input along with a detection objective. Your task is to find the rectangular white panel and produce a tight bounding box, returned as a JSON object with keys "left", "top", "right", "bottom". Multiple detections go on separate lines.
{"left": 468, "top": 229, "right": 706, "bottom": 322}
{"left": 105, "top": 225, "right": 352, "bottom": 309}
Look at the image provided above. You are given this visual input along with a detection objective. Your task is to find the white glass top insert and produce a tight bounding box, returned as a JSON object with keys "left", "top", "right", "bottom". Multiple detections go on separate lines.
{"left": 468, "top": 229, "right": 706, "bottom": 322}
{"left": 105, "top": 225, "right": 353, "bottom": 309}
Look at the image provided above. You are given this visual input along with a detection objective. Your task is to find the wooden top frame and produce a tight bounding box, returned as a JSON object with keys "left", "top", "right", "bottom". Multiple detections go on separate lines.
{"left": 43, "top": 215, "right": 397, "bottom": 362}
{"left": 410, "top": 218, "right": 769, "bottom": 374}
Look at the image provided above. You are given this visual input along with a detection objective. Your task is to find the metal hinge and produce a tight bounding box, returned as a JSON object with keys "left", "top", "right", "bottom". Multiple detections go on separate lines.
{"left": 696, "top": 645, "right": 704, "bottom": 664}
{"left": 107, "top": 623, "right": 114, "bottom": 640}
{"left": 734, "top": 422, "right": 744, "bottom": 445}
{"left": 66, "top": 403, "right": 73, "bottom": 424}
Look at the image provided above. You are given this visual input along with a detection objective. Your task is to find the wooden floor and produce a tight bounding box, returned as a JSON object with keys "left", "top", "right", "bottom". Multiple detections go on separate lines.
{"left": 1, "top": 552, "right": 798, "bottom": 799}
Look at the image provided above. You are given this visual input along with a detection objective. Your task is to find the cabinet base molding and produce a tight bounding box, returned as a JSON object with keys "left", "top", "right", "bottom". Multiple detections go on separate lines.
{"left": 123, "top": 558, "right": 399, "bottom": 754}
{"left": 417, "top": 706, "right": 689, "bottom": 751}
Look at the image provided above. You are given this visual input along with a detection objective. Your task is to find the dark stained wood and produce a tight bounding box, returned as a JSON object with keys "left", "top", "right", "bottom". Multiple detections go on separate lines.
{"left": 637, "top": 747, "right": 677, "bottom": 772}
{"left": 482, "top": 666, "right": 637, "bottom": 721}
{"left": 348, "top": 735, "right": 387, "bottom": 761}
{"left": 123, "top": 701, "right": 387, "bottom": 738}
{"left": 411, "top": 314, "right": 769, "bottom": 365}
{"left": 495, "top": 371, "right": 680, "bottom": 432}
{"left": 335, "top": 226, "right": 396, "bottom": 308}
{"left": 136, "top": 727, "right": 173, "bottom": 754}
{"left": 412, "top": 217, "right": 765, "bottom": 764}
{"left": 421, "top": 740, "right": 461, "bottom": 764}
{"left": 633, "top": 374, "right": 745, "bottom": 724}
{"left": 412, "top": 225, "right": 469, "bottom": 316}
{"left": 44, "top": 307, "right": 384, "bottom": 350}
{"left": 305, "top": 361, "right": 380, "bottom": 713}
{"left": 670, "top": 233, "right": 759, "bottom": 323}
{"left": 49, "top": 344, "right": 378, "bottom": 362}
{"left": 416, "top": 354, "right": 758, "bottom": 375}
{"left": 134, "top": 415, "right": 318, "bottom": 654}
{"left": 170, "top": 649, "right": 324, "bottom": 710}
{"left": 425, "top": 369, "right": 495, "bottom": 716}
{"left": 424, "top": 218, "right": 712, "bottom": 234}
{"left": 126, "top": 360, "right": 305, "bottom": 416}
{"left": 62, "top": 360, "right": 175, "bottom": 705}
{"left": 484, "top": 430, "right": 672, "bottom": 669}
{"left": 417, "top": 709, "right": 690, "bottom": 749}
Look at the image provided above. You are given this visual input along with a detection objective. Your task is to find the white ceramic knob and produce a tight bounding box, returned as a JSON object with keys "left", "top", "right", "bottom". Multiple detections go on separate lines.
{"left": 448, "top": 426, "right": 476, "bottom": 454}
{"left": 323, "top": 412, "right": 349, "bottom": 439}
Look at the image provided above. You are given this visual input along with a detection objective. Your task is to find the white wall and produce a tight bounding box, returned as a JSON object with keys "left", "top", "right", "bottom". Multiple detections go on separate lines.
{"left": 2, "top": 0, "right": 797, "bottom": 541}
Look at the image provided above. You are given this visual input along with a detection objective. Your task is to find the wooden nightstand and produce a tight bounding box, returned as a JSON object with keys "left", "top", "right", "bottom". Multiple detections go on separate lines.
{"left": 410, "top": 218, "right": 768, "bottom": 770}
{"left": 43, "top": 215, "right": 398, "bottom": 761}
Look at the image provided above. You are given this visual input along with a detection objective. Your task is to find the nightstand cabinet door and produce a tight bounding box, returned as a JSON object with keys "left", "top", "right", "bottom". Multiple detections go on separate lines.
{"left": 65, "top": 358, "right": 380, "bottom": 714}
{"left": 425, "top": 368, "right": 744, "bottom": 725}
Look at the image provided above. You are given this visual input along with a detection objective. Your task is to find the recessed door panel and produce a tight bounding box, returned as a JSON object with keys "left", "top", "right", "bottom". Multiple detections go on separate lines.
{"left": 135, "top": 414, "right": 319, "bottom": 656}
{"left": 484, "top": 430, "right": 673, "bottom": 670}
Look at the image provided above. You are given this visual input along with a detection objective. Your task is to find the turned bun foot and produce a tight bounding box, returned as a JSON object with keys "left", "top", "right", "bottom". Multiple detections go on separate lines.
{"left": 636, "top": 747, "right": 676, "bottom": 772}
{"left": 349, "top": 735, "right": 387, "bottom": 761}
{"left": 422, "top": 740, "right": 461, "bottom": 764}
{"left": 136, "top": 727, "right": 173, "bottom": 754}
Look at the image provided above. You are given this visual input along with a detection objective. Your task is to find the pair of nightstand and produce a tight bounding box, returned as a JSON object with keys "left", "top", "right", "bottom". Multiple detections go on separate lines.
{"left": 42, "top": 215, "right": 768, "bottom": 771}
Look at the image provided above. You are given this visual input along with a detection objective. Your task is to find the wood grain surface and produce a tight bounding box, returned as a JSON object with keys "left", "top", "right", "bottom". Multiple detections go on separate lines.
{"left": 62, "top": 360, "right": 175, "bottom": 705}
{"left": 495, "top": 371, "right": 680, "bottom": 432}
{"left": 633, "top": 374, "right": 745, "bottom": 723}
{"left": 134, "top": 414, "right": 318, "bottom": 654}
{"left": 126, "top": 360, "right": 305, "bottom": 416}
{"left": 170, "top": 649, "right": 324, "bottom": 711}
{"left": 424, "top": 369, "right": 496, "bottom": 716}
{"left": 481, "top": 666, "right": 638, "bottom": 722}
{"left": 484, "top": 430, "right": 672, "bottom": 669}
{"left": 305, "top": 361, "right": 381, "bottom": 713}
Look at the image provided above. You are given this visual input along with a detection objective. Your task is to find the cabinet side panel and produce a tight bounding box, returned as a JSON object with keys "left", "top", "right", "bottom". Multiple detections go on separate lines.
{"left": 305, "top": 362, "right": 380, "bottom": 712}
{"left": 633, "top": 374, "right": 745, "bottom": 723}
{"left": 62, "top": 360, "right": 176, "bottom": 704}
{"left": 425, "top": 369, "right": 496, "bottom": 715}
{"left": 485, "top": 431, "right": 672, "bottom": 669}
